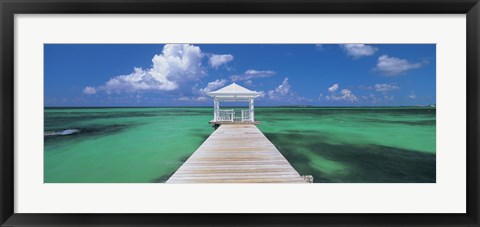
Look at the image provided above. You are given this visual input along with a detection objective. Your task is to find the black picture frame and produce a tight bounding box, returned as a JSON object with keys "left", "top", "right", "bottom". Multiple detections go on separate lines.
{"left": 1, "top": 0, "right": 479, "bottom": 226}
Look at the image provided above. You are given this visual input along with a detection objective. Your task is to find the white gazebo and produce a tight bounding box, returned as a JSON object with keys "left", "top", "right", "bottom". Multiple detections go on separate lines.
{"left": 207, "top": 83, "right": 261, "bottom": 124}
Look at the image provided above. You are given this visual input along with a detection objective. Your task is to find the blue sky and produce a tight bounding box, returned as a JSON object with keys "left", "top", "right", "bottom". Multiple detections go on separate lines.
{"left": 44, "top": 44, "right": 435, "bottom": 106}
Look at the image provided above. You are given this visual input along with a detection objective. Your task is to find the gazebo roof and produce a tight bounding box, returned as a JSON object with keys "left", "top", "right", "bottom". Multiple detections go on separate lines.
{"left": 207, "top": 83, "right": 261, "bottom": 98}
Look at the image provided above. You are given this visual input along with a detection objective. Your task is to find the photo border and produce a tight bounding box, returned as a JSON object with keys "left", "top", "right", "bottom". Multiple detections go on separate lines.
{"left": 1, "top": 0, "right": 479, "bottom": 226}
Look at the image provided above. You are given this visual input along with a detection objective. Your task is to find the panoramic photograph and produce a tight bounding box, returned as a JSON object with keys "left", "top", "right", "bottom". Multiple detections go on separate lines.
{"left": 44, "top": 44, "right": 436, "bottom": 183}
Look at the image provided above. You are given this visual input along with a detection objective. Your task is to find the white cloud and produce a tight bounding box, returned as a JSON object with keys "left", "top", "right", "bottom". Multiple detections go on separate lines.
{"left": 375, "top": 55, "right": 422, "bottom": 76}
{"left": 231, "top": 69, "right": 275, "bottom": 82}
{"left": 268, "top": 78, "right": 291, "bottom": 100}
{"left": 328, "top": 83, "right": 339, "bottom": 92}
{"left": 83, "top": 86, "right": 96, "bottom": 94}
{"left": 209, "top": 54, "right": 234, "bottom": 69}
{"left": 324, "top": 84, "right": 358, "bottom": 102}
{"left": 267, "top": 78, "right": 309, "bottom": 102}
{"left": 177, "top": 96, "right": 209, "bottom": 102}
{"left": 93, "top": 44, "right": 206, "bottom": 94}
{"left": 245, "top": 69, "right": 275, "bottom": 76}
{"left": 339, "top": 89, "right": 358, "bottom": 102}
{"left": 196, "top": 97, "right": 208, "bottom": 101}
{"left": 360, "top": 93, "right": 397, "bottom": 103}
{"left": 409, "top": 91, "right": 416, "bottom": 99}
{"left": 257, "top": 90, "right": 266, "bottom": 98}
{"left": 177, "top": 97, "right": 191, "bottom": 101}
{"left": 373, "top": 83, "right": 400, "bottom": 93}
{"left": 340, "top": 44, "right": 378, "bottom": 58}
{"left": 199, "top": 79, "right": 227, "bottom": 94}
{"left": 181, "top": 79, "right": 228, "bottom": 102}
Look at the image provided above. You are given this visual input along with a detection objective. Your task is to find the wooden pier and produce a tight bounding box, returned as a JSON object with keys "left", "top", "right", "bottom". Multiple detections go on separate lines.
{"left": 166, "top": 124, "right": 305, "bottom": 183}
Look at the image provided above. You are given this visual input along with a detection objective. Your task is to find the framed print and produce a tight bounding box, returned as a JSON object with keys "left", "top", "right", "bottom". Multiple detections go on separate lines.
{"left": 1, "top": 0, "right": 479, "bottom": 226}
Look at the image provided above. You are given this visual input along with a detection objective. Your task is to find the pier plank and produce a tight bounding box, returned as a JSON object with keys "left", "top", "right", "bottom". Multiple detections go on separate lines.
{"left": 166, "top": 124, "right": 305, "bottom": 183}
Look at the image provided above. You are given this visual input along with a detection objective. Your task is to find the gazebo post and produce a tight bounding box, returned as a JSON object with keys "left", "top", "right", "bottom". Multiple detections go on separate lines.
{"left": 213, "top": 98, "right": 219, "bottom": 122}
{"left": 249, "top": 98, "right": 254, "bottom": 122}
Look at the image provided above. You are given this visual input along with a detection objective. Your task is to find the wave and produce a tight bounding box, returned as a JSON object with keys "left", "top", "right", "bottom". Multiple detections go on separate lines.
{"left": 44, "top": 129, "right": 80, "bottom": 137}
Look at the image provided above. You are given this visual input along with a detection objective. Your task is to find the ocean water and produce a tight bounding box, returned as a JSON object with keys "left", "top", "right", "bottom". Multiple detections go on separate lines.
{"left": 44, "top": 107, "right": 436, "bottom": 183}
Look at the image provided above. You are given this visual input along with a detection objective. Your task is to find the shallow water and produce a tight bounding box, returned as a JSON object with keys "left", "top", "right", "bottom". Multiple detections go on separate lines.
{"left": 44, "top": 107, "right": 435, "bottom": 183}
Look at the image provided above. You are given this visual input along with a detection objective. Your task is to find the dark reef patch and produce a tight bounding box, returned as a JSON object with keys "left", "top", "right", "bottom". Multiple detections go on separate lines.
{"left": 44, "top": 124, "right": 137, "bottom": 145}
{"left": 264, "top": 132, "right": 436, "bottom": 183}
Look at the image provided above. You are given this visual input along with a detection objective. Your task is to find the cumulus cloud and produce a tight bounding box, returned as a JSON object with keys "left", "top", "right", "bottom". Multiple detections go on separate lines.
{"left": 231, "top": 69, "right": 276, "bottom": 82}
{"left": 256, "top": 90, "right": 266, "bottom": 98}
{"left": 83, "top": 86, "right": 96, "bottom": 94}
{"left": 85, "top": 44, "right": 207, "bottom": 94}
{"left": 339, "top": 89, "right": 358, "bottom": 102}
{"left": 267, "top": 78, "right": 309, "bottom": 102}
{"left": 373, "top": 83, "right": 400, "bottom": 93}
{"left": 199, "top": 79, "right": 227, "bottom": 94}
{"left": 375, "top": 55, "right": 422, "bottom": 76}
{"left": 324, "top": 83, "right": 358, "bottom": 102}
{"left": 177, "top": 96, "right": 208, "bottom": 102}
{"left": 177, "top": 97, "right": 191, "bottom": 101}
{"left": 409, "top": 91, "right": 416, "bottom": 99}
{"left": 209, "top": 54, "right": 234, "bottom": 69}
{"left": 181, "top": 79, "right": 228, "bottom": 102}
{"left": 328, "top": 83, "right": 339, "bottom": 92}
{"left": 340, "top": 44, "right": 378, "bottom": 58}
{"left": 268, "top": 78, "right": 291, "bottom": 99}
{"left": 360, "top": 93, "right": 397, "bottom": 103}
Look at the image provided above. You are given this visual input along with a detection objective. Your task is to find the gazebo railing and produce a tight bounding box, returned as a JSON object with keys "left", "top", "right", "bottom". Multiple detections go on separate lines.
{"left": 241, "top": 110, "right": 251, "bottom": 122}
{"left": 216, "top": 109, "right": 253, "bottom": 122}
{"left": 217, "top": 109, "right": 234, "bottom": 122}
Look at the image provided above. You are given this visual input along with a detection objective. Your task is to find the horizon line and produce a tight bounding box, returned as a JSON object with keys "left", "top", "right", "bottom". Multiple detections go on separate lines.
{"left": 44, "top": 105, "right": 436, "bottom": 108}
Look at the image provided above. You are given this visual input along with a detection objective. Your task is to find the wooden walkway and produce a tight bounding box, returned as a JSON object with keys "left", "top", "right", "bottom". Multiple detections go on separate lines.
{"left": 166, "top": 124, "right": 305, "bottom": 183}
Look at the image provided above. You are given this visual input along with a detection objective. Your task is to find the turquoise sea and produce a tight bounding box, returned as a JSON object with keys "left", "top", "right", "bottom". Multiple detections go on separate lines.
{"left": 44, "top": 107, "right": 436, "bottom": 183}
